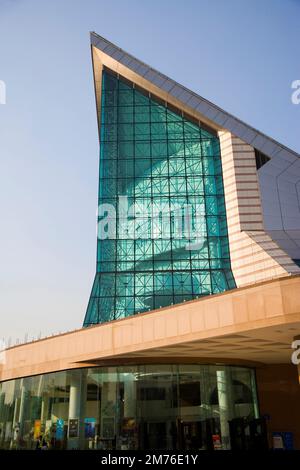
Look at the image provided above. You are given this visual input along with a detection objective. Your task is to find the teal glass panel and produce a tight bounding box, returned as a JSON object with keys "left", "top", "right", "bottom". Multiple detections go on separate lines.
{"left": 84, "top": 70, "right": 236, "bottom": 325}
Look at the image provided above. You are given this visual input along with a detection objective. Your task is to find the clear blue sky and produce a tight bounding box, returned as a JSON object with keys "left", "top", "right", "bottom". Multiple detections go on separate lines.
{"left": 0, "top": 0, "right": 299, "bottom": 344}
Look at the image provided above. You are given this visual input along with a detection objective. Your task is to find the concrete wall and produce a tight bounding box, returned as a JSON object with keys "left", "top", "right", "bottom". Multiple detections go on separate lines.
{"left": 219, "top": 131, "right": 300, "bottom": 287}
{"left": 256, "top": 364, "right": 300, "bottom": 450}
{"left": 258, "top": 151, "right": 300, "bottom": 261}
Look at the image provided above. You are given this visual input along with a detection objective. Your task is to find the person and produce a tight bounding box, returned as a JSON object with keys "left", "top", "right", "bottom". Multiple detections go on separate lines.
{"left": 41, "top": 437, "right": 48, "bottom": 450}
{"left": 35, "top": 435, "right": 43, "bottom": 450}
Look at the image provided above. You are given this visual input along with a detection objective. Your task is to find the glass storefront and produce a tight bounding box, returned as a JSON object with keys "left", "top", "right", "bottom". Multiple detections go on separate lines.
{"left": 0, "top": 364, "right": 259, "bottom": 450}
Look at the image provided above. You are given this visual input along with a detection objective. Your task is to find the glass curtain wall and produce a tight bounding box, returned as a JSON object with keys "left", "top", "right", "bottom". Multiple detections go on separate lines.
{"left": 84, "top": 70, "right": 235, "bottom": 325}
{"left": 0, "top": 365, "right": 259, "bottom": 450}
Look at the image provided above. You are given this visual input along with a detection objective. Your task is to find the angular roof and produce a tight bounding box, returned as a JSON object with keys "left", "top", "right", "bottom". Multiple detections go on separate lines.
{"left": 91, "top": 31, "right": 299, "bottom": 163}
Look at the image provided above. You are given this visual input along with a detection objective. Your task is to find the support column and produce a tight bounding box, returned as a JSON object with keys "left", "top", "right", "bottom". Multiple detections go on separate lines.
{"left": 11, "top": 382, "right": 19, "bottom": 449}
{"left": 200, "top": 365, "right": 214, "bottom": 450}
{"left": 18, "top": 379, "right": 27, "bottom": 442}
{"left": 216, "top": 369, "right": 234, "bottom": 450}
{"left": 67, "top": 372, "right": 86, "bottom": 450}
{"left": 101, "top": 381, "right": 116, "bottom": 442}
{"left": 124, "top": 377, "right": 136, "bottom": 418}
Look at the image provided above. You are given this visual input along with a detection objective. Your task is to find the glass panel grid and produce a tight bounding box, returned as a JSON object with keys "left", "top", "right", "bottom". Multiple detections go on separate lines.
{"left": 84, "top": 70, "right": 236, "bottom": 325}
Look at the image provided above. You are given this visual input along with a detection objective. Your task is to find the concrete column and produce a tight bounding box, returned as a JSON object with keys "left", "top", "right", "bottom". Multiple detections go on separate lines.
{"left": 250, "top": 369, "right": 259, "bottom": 418}
{"left": 18, "top": 379, "right": 27, "bottom": 439}
{"left": 40, "top": 396, "right": 50, "bottom": 426}
{"left": 124, "top": 377, "right": 136, "bottom": 418}
{"left": 69, "top": 374, "right": 81, "bottom": 419}
{"left": 67, "top": 372, "right": 86, "bottom": 449}
{"left": 200, "top": 366, "right": 210, "bottom": 413}
{"left": 216, "top": 369, "right": 234, "bottom": 450}
{"left": 36, "top": 376, "right": 48, "bottom": 426}
{"left": 101, "top": 381, "right": 116, "bottom": 440}
{"left": 11, "top": 382, "right": 19, "bottom": 449}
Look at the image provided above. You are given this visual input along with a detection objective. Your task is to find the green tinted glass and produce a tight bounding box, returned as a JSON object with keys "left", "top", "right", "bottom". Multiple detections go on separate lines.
{"left": 84, "top": 70, "right": 235, "bottom": 325}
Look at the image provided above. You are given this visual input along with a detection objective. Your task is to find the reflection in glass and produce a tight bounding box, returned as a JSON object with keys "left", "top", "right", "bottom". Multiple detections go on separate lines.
{"left": 0, "top": 365, "right": 258, "bottom": 450}
{"left": 84, "top": 70, "right": 236, "bottom": 325}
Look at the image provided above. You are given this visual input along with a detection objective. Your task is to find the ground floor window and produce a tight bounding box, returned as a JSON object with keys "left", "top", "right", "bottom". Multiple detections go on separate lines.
{"left": 0, "top": 364, "right": 259, "bottom": 450}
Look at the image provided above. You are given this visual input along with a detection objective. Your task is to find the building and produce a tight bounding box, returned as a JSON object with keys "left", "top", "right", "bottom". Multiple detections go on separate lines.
{"left": 0, "top": 32, "right": 299, "bottom": 451}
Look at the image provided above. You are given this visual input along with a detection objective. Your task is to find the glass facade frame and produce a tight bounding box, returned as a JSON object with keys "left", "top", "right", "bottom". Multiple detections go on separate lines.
{"left": 84, "top": 70, "right": 235, "bottom": 325}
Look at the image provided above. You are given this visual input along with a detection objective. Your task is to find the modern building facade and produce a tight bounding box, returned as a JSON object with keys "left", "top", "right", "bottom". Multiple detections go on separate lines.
{"left": 84, "top": 68, "right": 236, "bottom": 325}
{"left": 0, "top": 33, "right": 299, "bottom": 451}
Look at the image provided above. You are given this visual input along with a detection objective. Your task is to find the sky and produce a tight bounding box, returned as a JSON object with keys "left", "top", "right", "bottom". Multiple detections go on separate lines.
{"left": 0, "top": 0, "right": 299, "bottom": 344}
